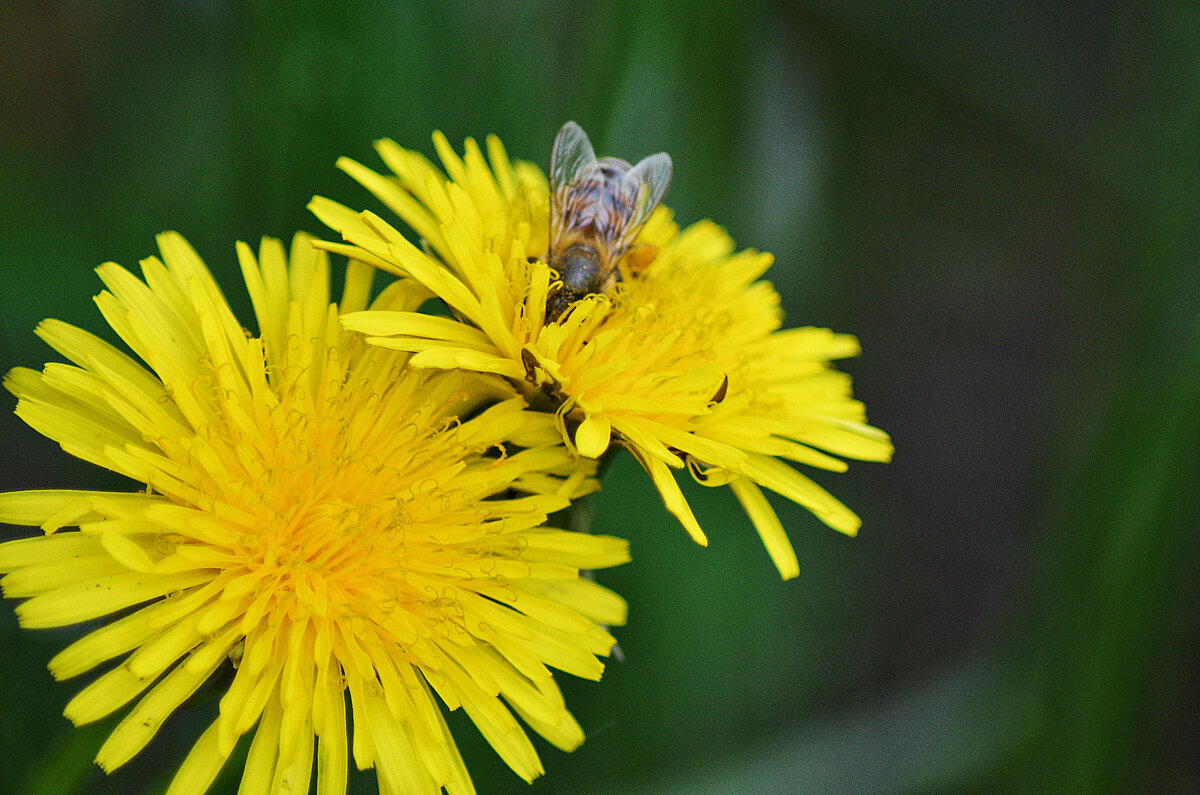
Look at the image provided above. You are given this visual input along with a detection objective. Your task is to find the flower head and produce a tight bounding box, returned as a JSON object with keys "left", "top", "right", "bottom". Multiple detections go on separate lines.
{"left": 310, "top": 127, "right": 892, "bottom": 579}
{"left": 0, "top": 233, "right": 628, "bottom": 793}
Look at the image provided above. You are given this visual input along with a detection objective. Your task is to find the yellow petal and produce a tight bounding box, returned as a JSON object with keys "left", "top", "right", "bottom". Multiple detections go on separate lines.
{"left": 574, "top": 412, "right": 612, "bottom": 458}
{"left": 640, "top": 454, "right": 708, "bottom": 546}
{"left": 730, "top": 477, "right": 799, "bottom": 579}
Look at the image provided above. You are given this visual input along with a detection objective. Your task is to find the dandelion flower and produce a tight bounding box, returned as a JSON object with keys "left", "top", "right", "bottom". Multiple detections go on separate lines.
{"left": 0, "top": 233, "right": 629, "bottom": 793}
{"left": 310, "top": 126, "right": 892, "bottom": 580}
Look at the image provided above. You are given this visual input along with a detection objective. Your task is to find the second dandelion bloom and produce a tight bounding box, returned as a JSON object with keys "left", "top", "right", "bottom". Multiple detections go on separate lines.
{"left": 311, "top": 123, "right": 892, "bottom": 579}
{"left": 0, "top": 233, "right": 628, "bottom": 793}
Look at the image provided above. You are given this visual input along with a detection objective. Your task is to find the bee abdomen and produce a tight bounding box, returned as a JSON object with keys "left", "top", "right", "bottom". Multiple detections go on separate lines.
{"left": 555, "top": 243, "right": 603, "bottom": 294}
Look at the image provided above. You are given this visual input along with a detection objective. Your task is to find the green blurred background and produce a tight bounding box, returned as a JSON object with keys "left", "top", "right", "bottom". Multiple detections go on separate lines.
{"left": 2, "top": 2, "right": 1198, "bottom": 792}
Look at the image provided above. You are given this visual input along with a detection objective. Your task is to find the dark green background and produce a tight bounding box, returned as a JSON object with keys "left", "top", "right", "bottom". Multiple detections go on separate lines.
{"left": 2, "top": 2, "right": 1197, "bottom": 792}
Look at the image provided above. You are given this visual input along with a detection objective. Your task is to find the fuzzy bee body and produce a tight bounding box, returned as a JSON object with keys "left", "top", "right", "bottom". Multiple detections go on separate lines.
{"left": 545, "top": 122, "right": 672, "bottom": 320}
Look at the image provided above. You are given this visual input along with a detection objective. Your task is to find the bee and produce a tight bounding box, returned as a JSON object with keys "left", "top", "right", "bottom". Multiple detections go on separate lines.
{"left": 545, "top": 121, "right": 672, "bottom": 320}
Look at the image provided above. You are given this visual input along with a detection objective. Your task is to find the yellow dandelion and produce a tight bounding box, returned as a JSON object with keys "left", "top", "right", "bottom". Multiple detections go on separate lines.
{"left": 0, "top": 232, "right": 628, "bottom": 793}
{"left": 309, "top": 125, "right": 892, "bottom": 580}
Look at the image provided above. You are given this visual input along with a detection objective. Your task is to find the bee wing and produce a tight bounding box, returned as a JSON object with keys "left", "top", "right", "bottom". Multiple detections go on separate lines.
{"left": 550, "top": 122, "right": 598, "bottom": 252}
{"left": 611, "top": 151, "right": 672, "bottom": 250}
{"left": 550, "top": 122, "right": 596, "bottom": 196}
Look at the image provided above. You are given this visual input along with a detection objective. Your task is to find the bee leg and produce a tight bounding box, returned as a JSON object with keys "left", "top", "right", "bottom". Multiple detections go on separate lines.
{"left": 546, "top": 290, "right": 575, "bottom": 323}
{"left": 624, "top": 243, "right": 658, "bottom": 276}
